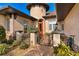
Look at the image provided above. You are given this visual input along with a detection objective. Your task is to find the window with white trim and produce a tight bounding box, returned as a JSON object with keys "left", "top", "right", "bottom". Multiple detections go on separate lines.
{"left": 49, "top": 24, "right": 52, "bottom": 30}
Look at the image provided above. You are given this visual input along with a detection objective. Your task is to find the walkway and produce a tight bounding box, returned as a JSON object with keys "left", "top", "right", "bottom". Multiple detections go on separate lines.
{"left": 5, "top": 44, "right": 54, "bottom": 56}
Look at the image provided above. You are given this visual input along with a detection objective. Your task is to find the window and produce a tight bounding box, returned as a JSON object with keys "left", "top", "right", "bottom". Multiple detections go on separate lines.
{"left": 53, "top": 24, "right": 56, "bottom": 31}
{"left": 53, "top": 24, "right": 58, "bottom": 31}
{"left": 24, "top": 24, "right": 27, "bottom": 33}
{"left": 49, "top": 24, "right": 52, "bottom": 30}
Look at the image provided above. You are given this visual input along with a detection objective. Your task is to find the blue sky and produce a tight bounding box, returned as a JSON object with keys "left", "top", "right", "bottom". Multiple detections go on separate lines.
{"left": 0, "top": 3, "right": 55, "bottom": 15}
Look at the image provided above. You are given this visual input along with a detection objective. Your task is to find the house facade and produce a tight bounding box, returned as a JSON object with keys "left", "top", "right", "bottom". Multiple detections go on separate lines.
{"left": 0, "top": 6, "right": 37, "bottom": 39}
{"left": 56, "top": 3, "right": 79, "bottom": 46}
{"left": 0, "top": 4, "right": 57, "bottom": 39}
{"left": 27, "top": 3, "right": 57, "bottom": 38}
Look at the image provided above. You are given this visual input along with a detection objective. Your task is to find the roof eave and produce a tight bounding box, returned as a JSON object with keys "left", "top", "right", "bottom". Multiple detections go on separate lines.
{"left": 56, "top": 3, "right": 75, "bottom": 21}
{"left": 43, "top": 15, "right": 56, "bottom": 19}
{"left": 0, "top": 5, "right": 37, "bottom": 21}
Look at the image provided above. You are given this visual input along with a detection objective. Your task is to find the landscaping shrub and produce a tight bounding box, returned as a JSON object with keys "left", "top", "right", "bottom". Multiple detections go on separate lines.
{"left": 0, "top": 26, "right": 6, "bottom": 43}
{"left": 7, "top": 39, "right": 14, "bottom": 45}
{"left": 19, "top": 41, "right": 29, "bottom": 49}
{"left": 74, "top": 52, "right": 79, "bottom": 56}
{"left": 27, "top": 26, "right": 38, "bottom": 33}
{"left": 12, "top": 40, "right": 21, "bottom": 47}
{"left": 0, "top": 44, "right": 9, "bottom": 55}
{"left": 45, "top": 33, "right": 50, "bottom": 36}
{"left": 54, "top": 41, "right": 75, "bottom": 56}
{"left": 1, "top": 39, "right": 7, "bottom": 43}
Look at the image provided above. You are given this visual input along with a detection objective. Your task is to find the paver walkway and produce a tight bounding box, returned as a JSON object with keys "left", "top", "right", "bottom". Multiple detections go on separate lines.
{"left": 5, "top": 44, "right": 54, "bottom": 56}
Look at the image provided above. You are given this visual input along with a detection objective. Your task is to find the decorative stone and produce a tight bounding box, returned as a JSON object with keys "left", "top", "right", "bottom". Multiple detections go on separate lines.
{"left": 53, "top": 33, "right": 60, "bottom": 47}
{"left": 49, "top": 34, "right": 53, "bottom": 45}
{"left": 30, "top": 33, "right": 37, "bottom": 46}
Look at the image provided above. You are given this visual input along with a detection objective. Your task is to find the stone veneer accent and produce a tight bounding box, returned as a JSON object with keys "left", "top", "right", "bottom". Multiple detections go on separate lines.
{"left": 30, "top": 33, "right": 37, "bottom": 46}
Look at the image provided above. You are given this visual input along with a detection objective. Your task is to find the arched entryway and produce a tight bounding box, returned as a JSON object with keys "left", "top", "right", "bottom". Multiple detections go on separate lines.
{"left": 38, "top": 19, "right": 45, "bottom": 39}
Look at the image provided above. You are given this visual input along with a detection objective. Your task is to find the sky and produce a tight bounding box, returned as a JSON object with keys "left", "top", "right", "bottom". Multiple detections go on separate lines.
{"left": 0, "top": 3, "right": 56, "bottom": 15}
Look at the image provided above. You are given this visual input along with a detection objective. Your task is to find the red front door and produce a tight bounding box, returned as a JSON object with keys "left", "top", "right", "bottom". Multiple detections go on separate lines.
{"left": 38, "top": 19, "right": 44, "bottom": 38}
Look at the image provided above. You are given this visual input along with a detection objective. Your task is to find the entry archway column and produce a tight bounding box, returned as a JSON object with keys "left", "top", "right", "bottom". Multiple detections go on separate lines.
{"left": 9, "top": 13, "right": 15, "bottom": 36}
{"left": 38, "top": 18, "right": 46, "bottom": 39}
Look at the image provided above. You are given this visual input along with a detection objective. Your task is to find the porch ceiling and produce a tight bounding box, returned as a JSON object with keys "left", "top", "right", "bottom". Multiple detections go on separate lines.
{"left": 56, "top": 3, "right": 75, "bottom": 21}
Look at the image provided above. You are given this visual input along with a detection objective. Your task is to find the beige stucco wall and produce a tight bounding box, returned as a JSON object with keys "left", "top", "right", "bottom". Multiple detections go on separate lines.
{"left": 0, "top": 14, "right": 34, "bottom": 39}
{"left": 14, "top": 16, "right": 32, "bottom": 31}
{"left": 45, "top": 18, "right": 57, "bottom": 33}
{"left": 30, "top": 5, "right": 46, "bottom": 19}
{"left": 0, "top": 14, "right": 33, "bottom": 32}
{"left": 0, "top": 14, "right": 6, "bottom": 29}
{"left": 0, "top": 14, "right": 10, "bottom": 39}
{"left": 64, "top": 4, "right": 79, "bottom": 46}
{"left": 0, "top": 14, "right": 10, "bottom": 32}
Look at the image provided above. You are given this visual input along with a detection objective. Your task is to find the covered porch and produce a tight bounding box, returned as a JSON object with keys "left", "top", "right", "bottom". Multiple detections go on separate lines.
{"left": 0, "top": 6, "right": 37, "bottom": 39}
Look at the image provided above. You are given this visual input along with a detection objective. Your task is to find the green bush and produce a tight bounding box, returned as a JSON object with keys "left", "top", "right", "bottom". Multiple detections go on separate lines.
{"left": 45, "top": 33, "right": 50, "bottom": 36}
{"left": 0, "top": 26, "right": 6, "bottom": 43}
{"left": 19, "top": 41, "right": 29, "bottom": 49}
{"left": 7, "top": 39, "right": 14, "bottom": 45}
{"left": 12, "top": 40, "right": 21, "bottom": 47}
{"left": 54, "top": 41, "right": 75, "bottom": 56}
{"left": 27, "top": 26, "right": 38, "bottom": 33}
{"left": 1, "top": 39, "right": 7, "bottom": 43}
{"left": 54, "top": 41, "right": 79, "bottom": 56}
{"left": 74, "top": 53, "right": 79, "bottom": 56}
{"left": 0, "top": 44, "right": 9, "bottom": 55}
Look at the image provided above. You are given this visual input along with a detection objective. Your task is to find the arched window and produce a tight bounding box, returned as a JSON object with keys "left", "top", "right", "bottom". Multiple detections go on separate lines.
{"left": 38, "top": 19, "right": 43, "bottom": 32}
{"left": 39, "top": 19, "right": 43, "bottom": 22}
